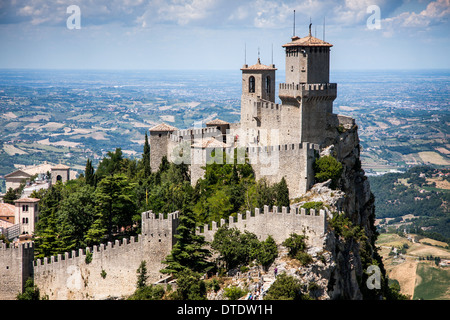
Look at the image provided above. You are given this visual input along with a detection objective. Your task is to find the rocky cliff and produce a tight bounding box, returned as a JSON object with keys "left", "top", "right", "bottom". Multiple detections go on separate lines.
{"left": 212, "top": 124, "right": 388, "bottom": 300}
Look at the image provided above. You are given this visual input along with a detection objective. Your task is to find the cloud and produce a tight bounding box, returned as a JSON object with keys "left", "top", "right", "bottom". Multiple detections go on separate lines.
{"left": 384, "top": 0, "right": 450, "bottom": 28}
{"left": 1, "top": 0, "right": 448, "bottom": 33}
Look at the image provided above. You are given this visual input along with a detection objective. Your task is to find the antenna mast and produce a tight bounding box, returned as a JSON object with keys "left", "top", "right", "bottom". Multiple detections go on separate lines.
{"left": 309, "top": 17, "right": 312, "bottom": 36}
{"left": 271, "top": 43, "right": 273, "bottom": 65}
{"left": 293, "top": 10, "right": 296, "bottom": 37}
{"left": 323, "top": 17, "right": 326, "bottom": 41}
{"left": 244, "top": 42, "right": 246, "bottom": 65}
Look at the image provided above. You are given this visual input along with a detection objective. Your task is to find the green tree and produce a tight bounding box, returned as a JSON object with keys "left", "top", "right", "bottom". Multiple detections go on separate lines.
{"left": 161, "top": 208, "right": 212, "bottom": 276}
{"left": 96, "top": 148, "right": 126, "bottom": 179}
{"left": 16, "top": 278, "right": 46, "bottom": 300}
{"left": 143, "top": 132, "right": 151, "bottom": 179}
{"left": 84, "top": 158, "right": 96, "bottom": 187}
{"left": 136, "top": 260, "right": 149, "bottom": 289}
{"left": 34, "top": 183, "right": 64, "bottom": 258}
{"left": 264, "top": 273, "right": 306, "bottom": 300}
{"left": 128, "top": 285, "right": 165, "bottom": 300}
{"left": 57, "top": 185, "right": 96, "bottom": 251}
{"left": 211, "top": 226, "right": 260, "bottom": 270}
{"left": 255, "top": 235, "right": 278, "bottom": 270}
{"left": 274, "top": 177, "right": 290, "bottom": 207}
{"left": 282, "top": 233, "right": 308, "bottom": 259}
{"left": 313, "top": 155, "right": 343, "bottom": 189}
{"left": 92, "top": 173, "right": 137, "bottom": 241}
{"left": 3, "top": 187, "right": 19, "bottom": 204}
{"left": 169, "top": 269, "right": 207, "bottom": 300}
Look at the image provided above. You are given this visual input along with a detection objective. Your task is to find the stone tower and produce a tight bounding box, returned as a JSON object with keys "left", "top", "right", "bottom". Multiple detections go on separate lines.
{"left": 279, "top": 29, "right": 337, "bottom": 145}
{"left": 149, "top": 123, "right": 178, "bottom": 172}
{"left": 51, "top": 163, "right": 70, "bottom": 185}
{"left": 240, "top": 58, "right": 277, "bottom": 138}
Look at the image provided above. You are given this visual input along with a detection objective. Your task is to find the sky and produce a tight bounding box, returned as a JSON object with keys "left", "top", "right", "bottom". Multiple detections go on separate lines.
{"left": 0, "top": 0, "right": 449, "bottom": 70}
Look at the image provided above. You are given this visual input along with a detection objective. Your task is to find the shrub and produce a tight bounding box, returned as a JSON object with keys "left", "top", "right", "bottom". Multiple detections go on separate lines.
{"left": 313, "top": 155, "right": 343, "bottom": 189}
{"left": 296, "top": 252, "right": 313, "bottom": 266}
{"left": 85, "top": 250, "right": 93, "bottom": 264}
{"left": 224, "top": 286, "right": 247, "bottom": 300}
{"left": 264, "top": 273, "right": 304, "bottom": 300}
{"left": 282, "top": 233, "right": 307, "bottom": 258}
{"left": 127, "top": 285, "right": 165, "bottom": 300}
{"left": 300, "top": 201, "right": 324, "bottom": 211}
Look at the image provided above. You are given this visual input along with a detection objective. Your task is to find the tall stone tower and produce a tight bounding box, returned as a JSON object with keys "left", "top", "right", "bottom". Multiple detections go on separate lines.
{"left": 279, "top": 28, "right": 337, "bottom": 145}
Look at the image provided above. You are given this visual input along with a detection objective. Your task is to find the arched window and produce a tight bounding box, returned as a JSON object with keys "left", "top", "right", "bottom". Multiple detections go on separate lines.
{"left": 265, "top": 76, "right": 271, "bottom": 94}
{"left": 56, "top": 175, "right": 62, "bottom": 182}
{"left": 249, "top": 76, "right": 255, "bottom": 93}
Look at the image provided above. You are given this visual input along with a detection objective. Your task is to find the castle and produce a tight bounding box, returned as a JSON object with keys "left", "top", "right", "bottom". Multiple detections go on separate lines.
{"left": 0, "top": 29, "right": 358, "bottom": 300}
{"left": 149, "top": 26, "right": 354, "bottom": 198}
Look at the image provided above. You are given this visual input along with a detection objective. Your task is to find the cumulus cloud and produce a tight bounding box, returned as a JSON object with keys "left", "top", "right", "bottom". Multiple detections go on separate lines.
{"left": 384, "top": 0, "right": 450, "bottom": 28}
{"left": 1, "top": 0, "right": 448, "bottom": 33}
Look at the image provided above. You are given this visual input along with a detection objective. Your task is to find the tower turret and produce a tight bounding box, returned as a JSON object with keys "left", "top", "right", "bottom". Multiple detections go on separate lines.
{"left": 278, "top": 29, "right": 337, "bottom": 145}
{"left": 240, "top": 58, "right": 277, "bottom": 103}
{"left": 282, "top": 29, "right": 332, "bottom": 84}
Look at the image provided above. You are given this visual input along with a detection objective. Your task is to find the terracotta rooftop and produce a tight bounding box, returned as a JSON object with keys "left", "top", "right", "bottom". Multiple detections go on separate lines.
{"left": 149, "top": 123, "right": 178, "bottom": 132}
{"left": 14, "top": 197, "right": 40, "bottom": 203}
{"left": 206, "top": 119, "right": 230, "bottom": 126}
{"left": 241, "top": 58, "right": 277, "bottom": 71}
{"left": 0, "top": 203, "right": 15, "bottom": 217}
{"left": 282, "top": 35, "right": 333, "bottom": 47}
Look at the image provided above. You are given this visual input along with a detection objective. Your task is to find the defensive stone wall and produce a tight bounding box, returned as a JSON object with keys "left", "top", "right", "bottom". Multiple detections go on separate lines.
{"left": 248, "top": 141, "right": 318, "bottom": 198}
{"left": 32, "top": 211, "right": 178, "bottom": 300}
{"left": 0, "top": 204, "right": 329, "bottom": 299}
{"left": 197, "top": 206, "right": 328, "bottom": 248}
{"left": 0, "top": 241, "right": 34, "bottom": 300}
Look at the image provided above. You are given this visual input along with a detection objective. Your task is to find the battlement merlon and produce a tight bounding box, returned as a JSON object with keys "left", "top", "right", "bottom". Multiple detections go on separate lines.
{"left": 279, "top": 82, "right": 337, "bottom": 104}
{"left": 141, "top": 210, "right": 180, "bottom": 245}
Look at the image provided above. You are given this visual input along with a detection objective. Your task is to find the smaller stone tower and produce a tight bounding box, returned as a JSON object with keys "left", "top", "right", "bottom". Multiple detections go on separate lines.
{"left": 240, "top": 59, "right": 277, "bottom": 133}
{"left": 149, "top": 123, "right": 178, "bottom": 172}
{"left": 241, "top": 58, "right": 277, "bottom": 103}
{"left": 51, "top": 163, "right": 70, "bottom": 185}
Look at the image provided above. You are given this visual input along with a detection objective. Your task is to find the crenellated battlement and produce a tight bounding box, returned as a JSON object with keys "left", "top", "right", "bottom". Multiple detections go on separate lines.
{"left": 196, "top": 205, "right": 329, "bottom": 248}
{"left": 1, "top": 203, "right": 331, "bottom": 299}
{"left": 246, "top": 141, "right": 319, "bottom": 155}
{"left": 279, "top": 82, "right": 337, "bottom": 103}
{"left": 168, "top": 127, "right": 221, "bottom": 143}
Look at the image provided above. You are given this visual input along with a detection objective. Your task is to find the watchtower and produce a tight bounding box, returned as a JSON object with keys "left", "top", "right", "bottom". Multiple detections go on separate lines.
{"left": 240, "top": 58, "right": 277, "bottom": 103}
{"left": 149, "top": 123, "right": 178, "bottom": 172}
{"left": 278, "top": 26, "right": 337, "bottom": 145}
{"left": 51, "top": 163, "right": 70, "bottom": 185}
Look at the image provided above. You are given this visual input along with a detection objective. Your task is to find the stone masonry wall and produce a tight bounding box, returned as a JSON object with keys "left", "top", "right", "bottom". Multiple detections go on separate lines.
{"left": 32, "top": 211, "right": 178, "bottom": 300}
{"left": 197, "top": 206, "right": 328, "bottom": 248}
{"left": 0, "top": 205, "right": 328, "bottom": 300}
{"left": 0, "top": 242, "right": 34, "bottom": 300}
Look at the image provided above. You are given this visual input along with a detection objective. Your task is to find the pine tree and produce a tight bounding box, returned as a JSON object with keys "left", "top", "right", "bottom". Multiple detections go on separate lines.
{"left": 275, "top": 177, "right": 290, "bottom": 208}
{"left": 34, "top": 183, "right": 64, "bottom": 258}
{"left": 93, "top": 174, "right": 137, "bottom": 241}
{"left": 85, "top": 158, "right": 95, "bottom": 186}
{"left": 161, "top": 208, "right": 212, "bottom": 277}
{"left": 143, "top": 132, "right": 151, "bottom": 178}
{"left": 136, "top": 260, "right": 149, "bottom": 289}
{"left": 3, "top": 187, "right": 19, "bottom": 204}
